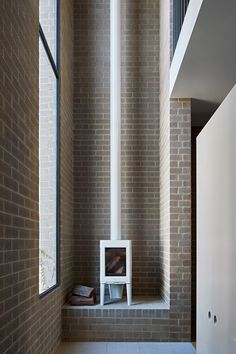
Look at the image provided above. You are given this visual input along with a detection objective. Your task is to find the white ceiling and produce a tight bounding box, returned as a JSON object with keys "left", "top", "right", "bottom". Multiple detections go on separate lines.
{"left": 170, "top": 0, "right": 236, "bottom": 110}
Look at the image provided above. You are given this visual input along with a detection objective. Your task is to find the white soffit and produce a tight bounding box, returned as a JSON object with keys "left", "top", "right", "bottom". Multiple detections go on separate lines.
{"left": 170, "top": 0, "right": 236, "bottom": 105}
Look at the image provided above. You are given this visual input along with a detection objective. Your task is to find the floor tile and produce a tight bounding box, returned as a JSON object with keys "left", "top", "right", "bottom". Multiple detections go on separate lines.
{"left": 138, "top": 343, "right": 196, "bottom": 354}
{"left": 107, "top": 342, "right": 139, "bottom": 354}
{"left": 171, "top": 343, "right": 196, "bottom": 354}
{"left": 56, "top": 342, "right": 196, "bottom": 354}
{"left": 139, "top": 343, "right": 171, "bottom": 354}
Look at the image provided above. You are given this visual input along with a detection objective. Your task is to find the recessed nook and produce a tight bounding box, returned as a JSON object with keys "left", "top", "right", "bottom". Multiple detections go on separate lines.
{"left": 0, "top": 0, "right": 194, "bottom": 351}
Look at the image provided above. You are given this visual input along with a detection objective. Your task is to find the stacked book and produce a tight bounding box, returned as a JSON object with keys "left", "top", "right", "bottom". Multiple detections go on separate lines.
{"left": 68, "top": 285, "right": 96, "bottom": 306}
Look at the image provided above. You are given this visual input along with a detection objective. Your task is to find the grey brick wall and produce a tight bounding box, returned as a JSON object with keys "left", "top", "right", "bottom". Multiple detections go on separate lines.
{"left": 73, "top": 0, "right": 110, "bottom": 294}
{"left": 0, "top": 0, "right": 192, "bottom": 347}
{"left": 63, "top": 103, "right": 192, "bottom": 344}
{"left": 160, "top": 0, "right": 192, "bottom": 341}
{"left": 0, "top": 0, "right": 74, "bottom": 353}
{"left": 121, "top": 0, "right": 160, "bottom": 296}
{"left": 169, "top": 99, "right": 191, "bottom": 341}
{"left": 73, "top": 0, "right": 161, "bottom": 297}
{"left": 62, "top": 308, "right": 170, "bottom": 342}
{"left": 68, "top": 0, "right": 191, "bottom": 342}
{"left": 62, "top": 100, "right": 192, "bottom": 342}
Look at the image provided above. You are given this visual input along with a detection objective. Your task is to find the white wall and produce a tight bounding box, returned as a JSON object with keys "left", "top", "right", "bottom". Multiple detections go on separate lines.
{"left": 197, "top": 84, "right": 236, "bottom": 354}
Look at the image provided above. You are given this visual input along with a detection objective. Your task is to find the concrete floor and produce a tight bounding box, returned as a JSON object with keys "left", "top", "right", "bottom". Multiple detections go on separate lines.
{"left": 56, "top": 342, "right": 196, "bottom": 354}
{"left": 63, "top": 295, "right": 169, "bottom": 310}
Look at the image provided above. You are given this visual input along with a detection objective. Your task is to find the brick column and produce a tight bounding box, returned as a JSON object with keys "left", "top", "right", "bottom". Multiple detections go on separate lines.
{"left": 169, "top": 98, "right": 191, "bottom": 341}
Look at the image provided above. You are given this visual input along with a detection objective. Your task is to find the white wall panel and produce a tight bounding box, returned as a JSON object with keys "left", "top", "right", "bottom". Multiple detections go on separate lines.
{"left": 197, "top": 84, "right": 236, "bottom": 354}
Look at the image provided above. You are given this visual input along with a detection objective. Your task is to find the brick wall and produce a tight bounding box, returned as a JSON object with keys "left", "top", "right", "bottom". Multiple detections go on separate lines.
{"left": 169, "top": 99, "right": 191, "bottom": 341}
{"left": 73, "top": 0, "right": 110, "bottom": 293}
{"left": 0, "top": 0, "right": 192, "bottom": 346}
{"left": 66, "top": 97, "right": 192, "bottom": 343}
{"left": 74, "top": 0, "right": 161, "bottom": 297}
{"left": 67, "top": 0, "right": 192, "bottom": 342}
{"left": 0, "top": 0, "right": 74, "bottom": 353}
{"left": 160, "top": 0, "right": 192, "bottom": 341}
{"left": 63, "top": 307, "right": 171, "bottom": 342}
{"left": 121, "top": 0, "right": 160, "bottom": 296}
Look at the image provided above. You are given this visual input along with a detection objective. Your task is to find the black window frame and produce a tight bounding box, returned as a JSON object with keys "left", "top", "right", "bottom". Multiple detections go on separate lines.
{"left": 173, "top": 0, "right": 190, "bottom": 54}
{"left": 39, "top": 0, "right": 61, "bottom": 298}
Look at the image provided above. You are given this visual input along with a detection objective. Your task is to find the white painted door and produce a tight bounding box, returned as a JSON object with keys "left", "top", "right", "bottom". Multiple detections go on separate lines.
{"left": 197, "top": 126, "right": 215, "bottom": 354}
{"left": 197, "top": 85, "right": 236, "bottom": 354}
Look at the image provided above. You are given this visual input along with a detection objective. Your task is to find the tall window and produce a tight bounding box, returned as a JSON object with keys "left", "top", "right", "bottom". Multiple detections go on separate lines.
{"left": 39, "top": 0, "right": 60, "bottom": 295}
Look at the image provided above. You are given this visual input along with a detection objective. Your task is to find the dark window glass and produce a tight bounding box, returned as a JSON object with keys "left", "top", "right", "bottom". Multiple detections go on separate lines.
{"left": 105, "top": 248, "right": 126, "bottom": 276}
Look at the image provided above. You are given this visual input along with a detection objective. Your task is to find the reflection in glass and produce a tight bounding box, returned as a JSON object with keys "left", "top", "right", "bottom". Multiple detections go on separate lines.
{"left": 39, "top": 0, "right": 57, "bottom": 63}
{"left": 39, "top": 38, "right": 57, "bottom": 294}
{"left": 105, "top": 248, "right": 126, "bottom": 276}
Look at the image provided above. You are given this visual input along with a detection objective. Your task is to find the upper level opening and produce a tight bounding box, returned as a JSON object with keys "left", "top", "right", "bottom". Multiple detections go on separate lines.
{"left": 170, "top": 0, "right": 236, "bottom": 121}
{"left": 173, "top": 0, "right": 190, "bottom": 54}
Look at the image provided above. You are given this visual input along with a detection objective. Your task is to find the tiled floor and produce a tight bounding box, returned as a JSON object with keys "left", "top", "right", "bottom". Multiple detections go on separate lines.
{"left": 56, "top": 342, "right": 196, "bottom": 354}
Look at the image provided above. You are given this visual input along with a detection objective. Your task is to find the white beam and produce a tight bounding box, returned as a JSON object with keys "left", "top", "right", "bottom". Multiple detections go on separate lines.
{"left": 110, "top": 0, "right": 121, "bottom": 240}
